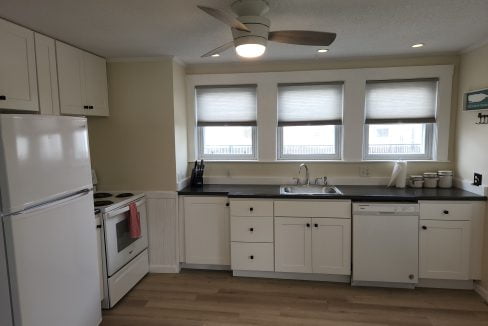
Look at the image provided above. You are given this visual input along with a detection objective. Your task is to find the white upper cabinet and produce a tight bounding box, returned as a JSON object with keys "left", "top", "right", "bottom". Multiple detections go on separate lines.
{"left": 35, "top": 33, "right": 60, "bottom": 115}
{"left": 56, "top": 41, "right": 109, "bottom": 116}
{"left": 0, "top": 18, "right": 39, "bottom": 112}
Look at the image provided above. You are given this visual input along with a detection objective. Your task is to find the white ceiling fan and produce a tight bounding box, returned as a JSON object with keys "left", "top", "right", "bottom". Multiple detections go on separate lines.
{"left": 198, "top": 0, "right": 337, "bottom": 58}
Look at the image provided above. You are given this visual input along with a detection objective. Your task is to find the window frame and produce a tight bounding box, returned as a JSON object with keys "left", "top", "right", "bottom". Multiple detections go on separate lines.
{"left": 277, "top": 125, "right": 342, "bottom": 161}
{"left": 363, "top": 123, "right": 434, "bottom": 161}
{"left": 197, "top": 126, "right": 258, "bottom": 161}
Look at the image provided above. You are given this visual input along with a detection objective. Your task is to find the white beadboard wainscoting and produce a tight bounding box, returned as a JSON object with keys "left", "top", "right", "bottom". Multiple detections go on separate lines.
{"left": 145, "top": 191, "right": 180, "bottom": 273}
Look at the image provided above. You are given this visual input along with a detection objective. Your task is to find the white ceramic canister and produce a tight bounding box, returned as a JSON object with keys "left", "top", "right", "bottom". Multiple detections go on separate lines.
{"left": 423, "top": 172, "right": 439, "bottom": 188}
{"left": 438, "top": 170, "right": 453, "bottom": 188}
{"left": 409, "top": 175, "right": 424, "bottom": 188}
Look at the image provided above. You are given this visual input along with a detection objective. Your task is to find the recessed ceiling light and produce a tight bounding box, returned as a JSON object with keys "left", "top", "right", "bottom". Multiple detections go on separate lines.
{"left": 411, "top": 43, "right": 424, "bottom": 48}
{"left": 211, "top": 53, "right": 220, "bottom": 57}
{"left": 317, "top": 49, "right": 329, "bottom": 53}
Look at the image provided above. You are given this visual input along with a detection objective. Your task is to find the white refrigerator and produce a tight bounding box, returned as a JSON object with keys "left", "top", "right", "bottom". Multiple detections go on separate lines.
{"left": 0, "top": 115, "right": 101, "bottom": 326}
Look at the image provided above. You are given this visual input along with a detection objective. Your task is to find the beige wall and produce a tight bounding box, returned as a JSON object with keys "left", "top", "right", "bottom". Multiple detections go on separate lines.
{"left": 88, "top": 58, "right": 178, "bottom": 191}
{"left": 173, "top": 60, "right": 189, "bottom": 186}
{"left": 187, "top": 54, "right": 460, "bottom": 180}
{"left": 454, "top": 43, "right": 488, "bottom": 289}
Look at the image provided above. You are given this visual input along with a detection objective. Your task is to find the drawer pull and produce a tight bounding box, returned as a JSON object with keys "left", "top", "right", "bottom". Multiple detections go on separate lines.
{"left": 443, "top": 210, "right": 449, "bottom": 215}
{"left": 409, "top": 274, "right": 415, "bottom": 280}
{"left": 0, "top": 95, "right": 6, "bottom": 100}
{"left": 249, "top": 207, "right": 254, "bottom": 212}
{"left": 314, "top": 223, "right": 318, "bottom": 228}
{"left": 83, "top": 105, "right": 89, "bottom": 109}
{"left": 226, "top": 203, "right": 229, "bottom": 207}
{"left": 306, "top": 223, "right": 310, "bottom": 228}
{"left": 249, "top": 255, "right": 254, "bottom": 260}
{"left": 89, "top": 105, "right": 94, "bottom": 109}
{"left": 422, "top": 226, "right": 427, "bottom": 230}
{"left": 249, "top": 227, "right": 254, "bottom": 232}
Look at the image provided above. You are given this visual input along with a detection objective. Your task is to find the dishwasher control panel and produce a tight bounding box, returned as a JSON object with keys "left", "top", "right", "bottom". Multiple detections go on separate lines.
{"left": 353, "top": 203, "right": 419, "bottom": 215}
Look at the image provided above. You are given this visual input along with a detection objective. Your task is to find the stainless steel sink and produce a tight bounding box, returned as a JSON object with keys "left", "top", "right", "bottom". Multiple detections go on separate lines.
{"left": 280, "top": 185, "right": 343, "bottom": 195}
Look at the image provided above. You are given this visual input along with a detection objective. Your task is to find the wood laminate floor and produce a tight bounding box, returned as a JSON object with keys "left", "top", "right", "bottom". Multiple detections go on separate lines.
{"left": 101, "top": 270, "right": 488, "bottom": 326}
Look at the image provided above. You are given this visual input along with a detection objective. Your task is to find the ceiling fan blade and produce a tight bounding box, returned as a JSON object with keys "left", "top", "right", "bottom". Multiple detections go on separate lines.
{"left": 268, "top": 30, "right": 337, "bottom": 46}
{"left": 197, "top": 5, "right": 250, "bottom": 32}
{"left": 201, "top": 41, "right": 235, "bottom": 57}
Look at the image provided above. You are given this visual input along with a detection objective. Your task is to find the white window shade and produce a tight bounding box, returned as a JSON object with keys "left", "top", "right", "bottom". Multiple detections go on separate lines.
{"left": 278, "top": 82, "right": 344, "bottom": 126}
{"left": 196, "top": 85, "right": 257, "bottom": 126}
{"left": 365, "top": 79, "right": 438, "bottom": 124}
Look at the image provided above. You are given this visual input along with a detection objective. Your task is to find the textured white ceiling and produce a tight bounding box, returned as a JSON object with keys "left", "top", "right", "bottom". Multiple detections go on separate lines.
{"left": 1, "top": 0, "right": 487, "bottom": 64}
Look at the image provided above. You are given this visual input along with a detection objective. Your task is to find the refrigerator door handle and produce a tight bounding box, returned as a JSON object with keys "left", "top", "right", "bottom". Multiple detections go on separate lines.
{"left": 5, "top": 189, "right": 91, "bottom": 218}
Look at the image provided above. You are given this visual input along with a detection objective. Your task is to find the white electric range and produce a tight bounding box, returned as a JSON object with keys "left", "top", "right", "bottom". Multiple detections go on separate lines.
{"left": 93, "top": 191, "right": 149, "bottom": 309}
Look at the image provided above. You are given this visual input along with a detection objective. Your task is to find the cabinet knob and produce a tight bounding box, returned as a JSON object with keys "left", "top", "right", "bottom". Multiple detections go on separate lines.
{"left": 249, "top": 255, "right": 254, "bottom": 260}
{"left": 249, "top": 207, "right": 254, "bottom": 212}
{"left": 83, "top": 105, "right": 89, "bottom": 109}
{"left": 0, "top": 95, "right": 6, "bottom": 100}
{"left": 306, "top": 223, "right": 310, "bottom": 228}
{"left": 422, "top": 225, "right": 427, "bottom": 230}
{"left": 225, "top": 203, "right": 229, "bottom": 207}
{"left": 249, "top": 227, "right": 254, "bottom": 232}
{"left": 89, "top": 105, "right": 94, "bottom": 109}
{"left": 314, "top": 223, "right": 318, "bottom": 228}
{"left": 443, "top": 210, "right": 449, "bottom": 215}
{"left": 408, "top": 274, "right": 415, "bottom": 280}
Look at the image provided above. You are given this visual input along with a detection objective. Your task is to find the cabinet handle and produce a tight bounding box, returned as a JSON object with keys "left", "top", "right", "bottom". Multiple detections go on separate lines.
{"left": 314, "top": 223, "right": 318, "bottom": 228}
{"left": 249, "top": 255, "right": 254, "bottom": 260}
{"left": 83, "top": 105, "right": 89, "bottom": 109}
{"left": 0, "top": 95, "right": 6, "bottom": 100}
{"left": 422, "top": 225, "right": 427, "bottom": 230}
{"left": 225, "top": 203, "right": 229, "bottom": 207}
{"left": 249, "top": 207, "right": 254, "bottom": 212}
{"left": 443, "top": 210, "right": 449, "bottom": 215}
{"left": 306, "top": 223, "right": 310, "bottom": 228}
{"left": 249, "top": 227, "right": 254, "bottom": 232}
{"left": 96, "top": 225, "right": 102, "bottom": 229}
{"left": 408, "top": 274, "right": 414, "bottom": 280}
{"left": 89, "top": 105, "right": 94, "bottom": 109}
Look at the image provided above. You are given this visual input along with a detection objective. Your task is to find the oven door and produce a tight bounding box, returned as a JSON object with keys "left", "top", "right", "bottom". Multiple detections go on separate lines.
{"left": 103, "top": 198, "right": 148, "bottom": 276}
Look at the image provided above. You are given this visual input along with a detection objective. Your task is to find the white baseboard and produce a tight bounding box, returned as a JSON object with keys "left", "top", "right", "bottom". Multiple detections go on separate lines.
{"left": 149, "top": 264, "right": 180, "bottom": 273}
{"left": 181, "top": 263, "right": 231, "bottom": 271}
{"left": 233, "top": 270, "right": 350, "bottom": 283}
{"left": 454, "top": 178, "right": 488, "bottom": 196}
{"left": 416, "top": 278, "right": 474, "bottom": 290}
{"left": 474, "top": 282, "right": 488, "bottom": 302}
{"left": 204, "top": 176, "right": 390, "bottom": 186}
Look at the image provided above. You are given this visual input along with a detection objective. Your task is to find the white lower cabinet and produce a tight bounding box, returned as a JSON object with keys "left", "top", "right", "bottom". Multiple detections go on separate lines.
{"left": 183, "top": 196, "right": 230, "bottom": 265}
{"left": 231, "top": 242, "right": 274, "bottom": 271}
{"left": 275, "top": 217, "right": 312, "bottom": 273}
{"left": 274, "top": 216, "right": 351, "bottom": 275}
{"left": 419, "top": 220, "right": 471, "bottom": 280}
{"left": 312, "top": 218, "right": 351, "bottom": 275}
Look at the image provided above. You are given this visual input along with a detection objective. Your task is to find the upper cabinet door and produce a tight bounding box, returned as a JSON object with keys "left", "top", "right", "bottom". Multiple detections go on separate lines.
{"left": 274, "top": 217, "right": 312, "bottom": 273}
{"left": 35, "top": 33, "right": 60, "bottom": 115}
{"left": 0, "top": 19, "right": 39, "bottom": 112}
{"left": 83, "top": 52, "right": 109, "bottom": 116}
{"left": 56, "top": 41, "right": 86, "bottom": 115}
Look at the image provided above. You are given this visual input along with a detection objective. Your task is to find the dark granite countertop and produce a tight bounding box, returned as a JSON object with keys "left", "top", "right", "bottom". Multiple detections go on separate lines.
{"left": 178, "top": 184, "right": 486, "bottom": 201}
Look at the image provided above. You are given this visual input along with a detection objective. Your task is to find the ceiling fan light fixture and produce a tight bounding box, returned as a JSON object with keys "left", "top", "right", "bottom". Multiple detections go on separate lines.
{"left": 411, "top": 43, "right": 424, "bottom": 48}
{"left": 211, "top": 53, "right": 220, "bottom": 57}
{"left": 317, "top": 49, "right": 329, "bottom": 53}
{"left": 235, "top": 43, "right": 266, "bottom": 58}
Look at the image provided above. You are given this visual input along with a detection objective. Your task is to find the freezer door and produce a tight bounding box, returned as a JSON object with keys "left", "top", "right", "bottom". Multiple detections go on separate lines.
{"left": 4, "top": 191, "right": 101, "bottom": 326}
{"left": 0, "top": 114, "right": 92, "bottom": 214}
{"left": 0, "top": 222, "right": 13, "bottom": 326}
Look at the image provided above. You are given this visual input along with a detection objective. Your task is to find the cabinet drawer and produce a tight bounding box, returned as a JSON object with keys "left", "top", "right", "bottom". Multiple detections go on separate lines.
{"left": 231, "top": 243, "right": 274, "bottom": 272}
{"left": 230, "top": 200, "right": 273, "bottom": 217}
{"left": 420, "top": 202, "right": 472, "bottom": 221}
{"left": 274, "top": 200, "right": 351, "bottom": 218}
{"left": 231, "top": 216, "right": 273, "bottom": 243}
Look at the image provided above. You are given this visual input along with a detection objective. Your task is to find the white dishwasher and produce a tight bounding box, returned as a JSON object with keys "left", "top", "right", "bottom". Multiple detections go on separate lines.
{"left": 352, "top": 203, "right": 419, "bottom": 287}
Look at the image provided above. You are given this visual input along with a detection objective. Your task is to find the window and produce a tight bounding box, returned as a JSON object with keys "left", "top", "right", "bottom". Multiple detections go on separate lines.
{"left": 277, "top": 82, "right": 343, "bottom": 160}
{"left": 364, "top": 79, "right": 438, "bottom": 160}
{"left": 196, "top": 85, "right": 257, "bottom": 160}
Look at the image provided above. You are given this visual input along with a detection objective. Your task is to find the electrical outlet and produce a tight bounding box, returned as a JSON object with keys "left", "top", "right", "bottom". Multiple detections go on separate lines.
{"left": 359, "top": 166, "right": 370, "bottom": 177}
{"left": 473, "top": 173, "right": 482, "bottom": 186}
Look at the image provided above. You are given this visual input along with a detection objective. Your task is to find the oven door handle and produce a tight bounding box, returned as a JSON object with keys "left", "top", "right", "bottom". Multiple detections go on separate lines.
{"left": 105, "top": 198, "right": 146, "bottom": 219}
